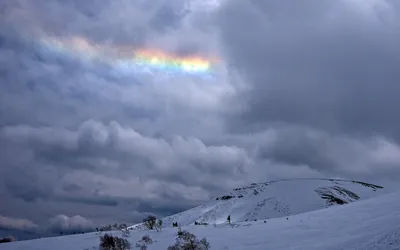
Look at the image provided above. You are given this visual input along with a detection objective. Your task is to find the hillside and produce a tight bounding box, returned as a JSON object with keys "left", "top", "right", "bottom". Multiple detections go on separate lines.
{"left": 147, "top": 178, "right": 383, "bottom": 227}
{"left": 2, "top": 190, "right": 399, "bottom": 250}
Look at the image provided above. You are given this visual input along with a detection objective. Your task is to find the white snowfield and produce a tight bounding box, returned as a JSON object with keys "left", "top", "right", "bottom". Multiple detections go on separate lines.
{"left": 143, "top": 178, "right": 384, "bottom": 228}
{"left": 2, "top": 190, "right": 400, "bottom": 250}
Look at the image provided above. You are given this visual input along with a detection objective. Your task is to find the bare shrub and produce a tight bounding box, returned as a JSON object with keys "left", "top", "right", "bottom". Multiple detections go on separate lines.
{"left": 100, "top": 225, "right": 113, "bottom": 232}
{"left": 143, "top": 215, "right": 157, "bottom": 230}
{"left": 199, "top": 238, "right": 210, "bottom": 249}
{"left": 121, "top": 228, "right": 130, "bottom": 238}
{"left": 115, "top": 223, "right": 128, "bottom": 230}
{"left": 99, "top": 233, "right": 131, "bottom": 250}
{"left": 177, "top": 226, "right": 183, "bottom": 236}
{"left": 135, "top": 235, "right": 153, "bottom": 250}
{"left": 168, "top": 230, "right": 210, "bottom": 250}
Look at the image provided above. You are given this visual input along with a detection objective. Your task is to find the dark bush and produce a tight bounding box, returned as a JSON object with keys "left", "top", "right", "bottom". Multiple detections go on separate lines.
{"left": 100, "top": 225, "right": 113, "bottom": 232}
{"left": 168, "top": 230, "right": 210, "bottom": 250}
{"left": 140, "top": 235, "right": 153, "bottom": 244}
{"left": 194, "top": 221, "right": 208, "bottom": 226}
{"left": 121, "top": 228, "right": 130, "bottom": 238}
{"left": 0, "top": 236, "right": 16, "bottom": 243}
{"left": 199, "top": 238, "right": 211, "bottom": 249}
{"left": 99, "top": 233, "right": 131, "bottom": 250}
{"left": 143, "top": 215, "right": 157, "bottom": 230}
{"left": 177, "top": 226, "right": 183, "bottom": 236}
{"left": 135, "top": 235, "right": 153, "bottom": 250}
{"left": 216, "top": 195, "right": 235, "bottom": 201}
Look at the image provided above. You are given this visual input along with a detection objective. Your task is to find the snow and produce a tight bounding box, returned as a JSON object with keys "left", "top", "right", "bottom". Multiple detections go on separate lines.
{"left": 2, "top": 191, "right": 400, "bottom": 250}
{"left": 151, "top": 178, "right": 384, "bottom": 227}
{"left": 1, "top": 179, "right": 398, "bottom": 250}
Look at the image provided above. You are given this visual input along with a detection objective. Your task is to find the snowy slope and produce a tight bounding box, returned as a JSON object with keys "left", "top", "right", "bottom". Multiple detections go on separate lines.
{"left": 152, "top": 178, "right": 383, "bottom": 227}
{"left": 2, "top": 190, "right": 400, "bottom": 250}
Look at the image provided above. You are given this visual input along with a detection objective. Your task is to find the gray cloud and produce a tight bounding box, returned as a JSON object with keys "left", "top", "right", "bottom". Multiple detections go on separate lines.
{"left": 57, "top": 196, "right": 119, "bottom": 207}
{"left": 219, "top": 0, "right": 400, "bottom": 138}
{"left": 252, "top": 126, "right": 400, "bottom": 181}
{"left": 0, "top": 120, "right": 251, "bottom": 235}
{"left": 0, "top": 215, "right": 38, "bottom": 232}
{"left": 48, "top": 215, "right": 94, "bottom": 233}
{"left": 0, "top": 0, "right": 229, "bottom": 238}
{"left": 0, "top": 120, "right": 251, "bottom": 198}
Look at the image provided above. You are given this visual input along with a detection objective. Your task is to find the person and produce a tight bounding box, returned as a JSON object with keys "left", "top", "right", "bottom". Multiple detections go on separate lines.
{"left": 227, "top": 215, "right": 231, "bottom": 224}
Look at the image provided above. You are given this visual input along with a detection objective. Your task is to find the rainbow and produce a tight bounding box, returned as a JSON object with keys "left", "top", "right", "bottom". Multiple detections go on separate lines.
{"left": 34, "top": 35, "right": 220, "bottom": 77}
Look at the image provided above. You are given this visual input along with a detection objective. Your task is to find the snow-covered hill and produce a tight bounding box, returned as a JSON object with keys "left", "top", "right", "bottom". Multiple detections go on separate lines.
{"left": 2, "top": 189, "right": 400, "bottom": 250}
{"left": 148, "top": 178, "right": 383, "bottom": 227}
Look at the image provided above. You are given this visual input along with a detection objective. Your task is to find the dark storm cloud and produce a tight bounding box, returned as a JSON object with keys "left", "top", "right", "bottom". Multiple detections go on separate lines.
{"left": 134, "top": 197, "right": 200, "bottom": 215}
{"left": 0, "top": 120, "right": 250, "bottom": 196}
{"left": 57, "top": 196, "right": 119, "bottom": 207}
{"left": 212, "top": 0, "right": 400, "bottom": 183}
{"left": 219, "top": 0, "right": 400, "bottom": 139}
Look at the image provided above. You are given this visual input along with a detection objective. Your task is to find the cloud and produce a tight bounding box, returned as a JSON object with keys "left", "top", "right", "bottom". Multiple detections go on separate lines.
{"left": 48, "top": 215, "right": 94, "bottom": 233}
{"left": 213, "top": 0, "right": 400, "bottom": 183}
{"left": 0, "top": 120, "right": 252, "bottom": 231}
{"left": 2, "top": 119, "right": 398, "bottom": 212}
{"left": 0, "top": 120, "right": 251, "bottom": 199}
{"left": 0, "top": 215, "right": 38, "bottom": 232}
{"left": 0, "top": 0, "right": 233, "bottom": 235}
{"left": 57, "top": 196, "right": 119, "bottom": 207}
{"left": 218, "top": 0, "right": 400, "bottom": 139}
{"left": 250, "top": 126, "right": 400, "bottom": 180}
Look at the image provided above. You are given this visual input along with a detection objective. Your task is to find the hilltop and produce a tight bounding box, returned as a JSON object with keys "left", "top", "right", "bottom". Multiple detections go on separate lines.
{"left": 139, "top": 178, "right": 383, "bottom": 228}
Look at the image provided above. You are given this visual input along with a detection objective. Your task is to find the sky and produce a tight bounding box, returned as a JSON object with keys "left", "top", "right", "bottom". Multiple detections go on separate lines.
{"left": 1, "top": 0, "right": 400, "bottom": 240}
